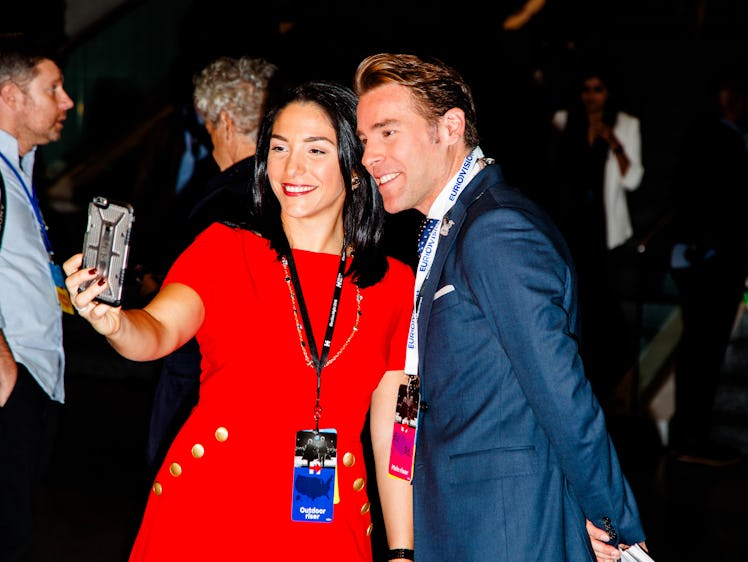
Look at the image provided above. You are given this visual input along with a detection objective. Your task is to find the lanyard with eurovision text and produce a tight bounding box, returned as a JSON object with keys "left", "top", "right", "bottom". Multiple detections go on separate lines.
{"left": 404, "top": 147, "right": 486, "bottom": 376}
{"left": 284, "top": 247, "right": 347, "bottom": 433}
{"left": 386, "top": 149, "right": 486, "bottom": 483}
{"left": 0, "top": 152, "right": 54, "bottom": 255}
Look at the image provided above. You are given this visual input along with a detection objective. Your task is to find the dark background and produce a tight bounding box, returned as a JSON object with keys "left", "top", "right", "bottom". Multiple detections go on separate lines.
{"left": 7, "top": 0, "right": 748, "bottom": 249}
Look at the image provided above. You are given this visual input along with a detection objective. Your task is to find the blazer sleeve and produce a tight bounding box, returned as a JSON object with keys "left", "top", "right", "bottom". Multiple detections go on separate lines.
{"left": 615, "top": 112, "right": 644, "bottom": 190}
{"left": 459, "top": 205, "right": 646, "bottom": 545}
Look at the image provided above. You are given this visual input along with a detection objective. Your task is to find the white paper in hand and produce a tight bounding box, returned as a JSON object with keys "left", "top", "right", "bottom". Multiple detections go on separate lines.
{"left": 620, "top": 544, "right": 655, "bottom": 562}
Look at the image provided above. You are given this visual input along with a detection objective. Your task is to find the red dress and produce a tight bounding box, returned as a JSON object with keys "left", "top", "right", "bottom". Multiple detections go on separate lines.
{"left": 128, "top": 223, "right": 414, "bottom": 561}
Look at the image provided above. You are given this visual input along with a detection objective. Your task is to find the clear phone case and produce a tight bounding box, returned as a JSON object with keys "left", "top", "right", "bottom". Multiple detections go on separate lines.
{"left": 80, "top": 196, "right": 134, "bottom": 306}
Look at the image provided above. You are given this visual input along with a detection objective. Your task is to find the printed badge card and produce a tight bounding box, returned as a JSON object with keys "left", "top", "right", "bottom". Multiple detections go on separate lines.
{"left": 292, "top": 429, "right": 337, "bottom": 523}
{"left": 389, "top": 383, "right": 418, "bottom": 481}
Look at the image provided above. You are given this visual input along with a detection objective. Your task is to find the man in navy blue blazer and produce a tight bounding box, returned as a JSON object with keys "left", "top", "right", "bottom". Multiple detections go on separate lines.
{"left": 355, "top": 53, "right": 649, "bottom": 561}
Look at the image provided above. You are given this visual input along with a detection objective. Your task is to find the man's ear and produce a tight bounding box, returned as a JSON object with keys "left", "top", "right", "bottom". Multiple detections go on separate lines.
{"left": 219, "top": 110, "right": 233, "bottom": 139}
{"left": 0, "top": 82, "right": 20, "bottom": 108}
{"left": 441, "top": 107, "right": 465, "bottom": 145}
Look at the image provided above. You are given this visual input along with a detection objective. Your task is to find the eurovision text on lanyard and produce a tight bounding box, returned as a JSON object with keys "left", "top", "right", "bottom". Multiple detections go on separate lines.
{"left": 389, "top": 149, "right": 494, "bottom": 482}
{"left": 405, "top": 148, "right": 490, "bottom": 375}
{"left": 0, "top": 152, "right": 74, "bottom": 314}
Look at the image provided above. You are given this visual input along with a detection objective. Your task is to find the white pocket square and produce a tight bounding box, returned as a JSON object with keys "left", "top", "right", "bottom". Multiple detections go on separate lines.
{"left": 434, "top": 284, "right": 455, "bottom": 300}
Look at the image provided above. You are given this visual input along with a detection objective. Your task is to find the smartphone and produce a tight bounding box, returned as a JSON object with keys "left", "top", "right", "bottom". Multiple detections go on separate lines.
{"left": 80, "top": 196, "right": 135, "bottom": 306}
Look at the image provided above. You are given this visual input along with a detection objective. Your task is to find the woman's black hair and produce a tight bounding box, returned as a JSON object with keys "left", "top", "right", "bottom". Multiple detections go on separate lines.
{"left": 574, "top": 61, "right": 620, "bottom": 126}
{"left": 559, "top": 61, "right": 621, "bottom": 143}
{"left": 252, "top": 80, "right": 388, "bottom": 288}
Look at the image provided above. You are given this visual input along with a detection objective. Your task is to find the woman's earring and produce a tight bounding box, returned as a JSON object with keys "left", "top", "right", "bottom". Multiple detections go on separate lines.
{"left": 352, "top": 176, "right": 361, "bottom": 189}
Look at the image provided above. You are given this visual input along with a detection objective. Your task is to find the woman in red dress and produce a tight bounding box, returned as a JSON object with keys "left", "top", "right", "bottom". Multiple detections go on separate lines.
{"left": 64, "top": 82, "right": 415, "bottom": 561}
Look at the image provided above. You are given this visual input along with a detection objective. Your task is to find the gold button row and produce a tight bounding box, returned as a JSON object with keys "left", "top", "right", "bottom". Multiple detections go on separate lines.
{"left": 154, "top": 435, "right": 367, "bottom": 517}
{"left": 152, "top": 426, "right": 229, "bottom": 496}
{"left": 345, "top": 454, "right": 370, "bottom": 533}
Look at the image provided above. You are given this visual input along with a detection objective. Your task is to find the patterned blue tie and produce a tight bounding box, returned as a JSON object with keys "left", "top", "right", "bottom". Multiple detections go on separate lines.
{"left": 417, "top": 218, "right": 440, "bottom": 256}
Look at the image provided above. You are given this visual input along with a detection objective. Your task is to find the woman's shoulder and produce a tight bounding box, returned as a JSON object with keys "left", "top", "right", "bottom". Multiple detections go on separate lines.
{"left": 196, "top": 222, "right": 264, "bottom": 245}
{"left": 358, "top": 256, "right": 414, "bottom": 294}
{"left": 183, "top": 223, "right": 272, "bottom": 266}
{"left": 374, "top": 257, "right": 415, "bottom": 300}
{"left": 358, "top": 257, "right": 414, "bottom": 317}
{"left": 615, "top": 111, "right": 640, "bottom": 126}
{"left": 385, "top": 256, "right": 415, "bottom": 282}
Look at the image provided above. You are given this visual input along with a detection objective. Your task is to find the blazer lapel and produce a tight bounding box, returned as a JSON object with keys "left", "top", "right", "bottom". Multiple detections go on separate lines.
{"left": 416, "top": 167, "right": 494, "bottom": 375}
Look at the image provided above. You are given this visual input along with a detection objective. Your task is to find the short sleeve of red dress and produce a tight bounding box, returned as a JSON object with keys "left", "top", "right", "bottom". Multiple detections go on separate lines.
{"left": 161, "top": 222, "right": 279, "bottom": 383}
{"left": 162, "top": 222, "right": 247, "bottom": 299}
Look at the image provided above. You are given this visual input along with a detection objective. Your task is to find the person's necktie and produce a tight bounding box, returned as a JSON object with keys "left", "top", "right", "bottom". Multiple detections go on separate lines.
{"left": 417, "top": 218, "right": 440, "bottom": 256}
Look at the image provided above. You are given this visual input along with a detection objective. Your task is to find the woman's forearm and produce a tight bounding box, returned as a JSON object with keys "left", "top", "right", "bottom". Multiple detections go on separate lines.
{"left": 370, "top": 370, "right": 414, "bottom": 551}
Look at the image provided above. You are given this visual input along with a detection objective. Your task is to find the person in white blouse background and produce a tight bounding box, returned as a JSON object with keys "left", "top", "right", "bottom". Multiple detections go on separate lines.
{"left": 549, "top": 62, "right": 644, "bottom": 409}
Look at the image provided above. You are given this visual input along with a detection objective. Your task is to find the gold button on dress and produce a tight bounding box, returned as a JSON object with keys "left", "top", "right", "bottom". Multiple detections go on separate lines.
{"left": 343, "top": 452, "right": 355, "bottom": 467}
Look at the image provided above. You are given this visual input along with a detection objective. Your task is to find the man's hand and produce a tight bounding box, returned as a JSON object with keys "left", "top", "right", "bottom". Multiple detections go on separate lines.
{"left": 587, "top": 519, "right": 621, "bottom": 561}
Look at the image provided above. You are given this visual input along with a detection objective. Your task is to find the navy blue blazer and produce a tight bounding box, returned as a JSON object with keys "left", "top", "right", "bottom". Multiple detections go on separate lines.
{"left": 413, "top": 163, "right": 645, "bottom": 561}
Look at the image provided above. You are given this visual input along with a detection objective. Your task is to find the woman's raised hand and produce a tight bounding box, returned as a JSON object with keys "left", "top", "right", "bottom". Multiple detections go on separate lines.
{"left": 62, "top": 253, "right": 123, "bottom": 337}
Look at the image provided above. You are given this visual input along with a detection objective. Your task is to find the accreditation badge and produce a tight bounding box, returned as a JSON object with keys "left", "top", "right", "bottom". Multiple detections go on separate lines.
{"left": 50, "top": 262, "right": 74, "bottom": 315}
{"left": 291, "top": 429, "right": 338, "bottom": 523}
{"left": 388, "top": 379, "right": 419, "bottom": 481}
